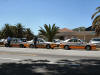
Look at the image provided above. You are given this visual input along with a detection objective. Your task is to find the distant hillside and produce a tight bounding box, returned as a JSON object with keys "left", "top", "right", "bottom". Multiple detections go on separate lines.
{"left": 85, "top": 26, "right": 95, "bottom": 31}
{"left": 72, "top": 27, "right": 86, "bottom": 31}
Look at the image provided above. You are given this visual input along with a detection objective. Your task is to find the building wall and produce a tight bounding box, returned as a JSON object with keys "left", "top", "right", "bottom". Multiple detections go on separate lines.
{"left": 55, "top": 31, "right": 96, "bottom": 42}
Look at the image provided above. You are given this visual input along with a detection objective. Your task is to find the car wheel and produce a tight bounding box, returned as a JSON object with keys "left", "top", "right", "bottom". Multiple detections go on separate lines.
{"left": 20, "top": 44, "right": 24, "bottom": 48}
{"left": 5, "top": 44, "right": 8, "bottom": 47}
{"left": 46, "top": 44, "right": 51, "bottom": 49}
{"left": 85, "top": 45, "right": 91, "bottom": 50}
{"left": 64, "top": 45, "right": 70, "bottom": 50}
{"left": 29, "top": 44, "right": 34, "bottom": 48}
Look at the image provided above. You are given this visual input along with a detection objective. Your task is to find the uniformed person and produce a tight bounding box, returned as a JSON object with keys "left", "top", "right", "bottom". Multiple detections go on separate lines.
{"left": 34, "top": 36, "right": 38, "bottom": 48}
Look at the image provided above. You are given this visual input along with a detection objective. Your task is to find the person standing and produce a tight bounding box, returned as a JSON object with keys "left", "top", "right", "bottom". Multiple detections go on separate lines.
{"left": 34, "top": 36, "right": 38, "bottom": 48}
{"left": 7, "top": 36, "right": 11, "bottom": 47}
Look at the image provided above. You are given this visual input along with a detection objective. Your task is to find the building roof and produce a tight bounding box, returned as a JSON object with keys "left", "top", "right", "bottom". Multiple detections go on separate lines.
{"left": 58, "top": 28, "right": 73, "bottom": 32}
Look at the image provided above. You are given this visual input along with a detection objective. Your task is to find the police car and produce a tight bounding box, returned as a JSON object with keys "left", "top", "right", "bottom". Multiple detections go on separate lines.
{"left": 5, "top": 38, "right": 29, "bottom": 48}
{"left": 59, "top": 38, "right": 96, "bottom": 50}
{"left": 29, "top": 38, "right": 58, "bottom": 49}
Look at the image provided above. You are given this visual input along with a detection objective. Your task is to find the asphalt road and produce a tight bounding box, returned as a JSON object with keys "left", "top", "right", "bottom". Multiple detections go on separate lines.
{"left": 1, "top": 47, "right": 100, "bottom": 75}
{"left": 0, "top": 47, "right": 100, "bottom": 64}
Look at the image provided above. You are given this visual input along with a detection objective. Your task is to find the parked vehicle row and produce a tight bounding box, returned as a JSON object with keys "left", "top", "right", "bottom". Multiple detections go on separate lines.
{"left": 2, "top": 37, "right": 97, "bottom": 50}
{"left": 4, "top": 38, "right": 58, "bottom": 49}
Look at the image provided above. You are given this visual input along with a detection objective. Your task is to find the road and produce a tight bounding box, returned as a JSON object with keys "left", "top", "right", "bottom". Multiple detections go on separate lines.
{"left": 0, "top": 47, "right": 100, "bottom": 64}
{"left": 1, "top": 47, "right": 100, "bottom": 75}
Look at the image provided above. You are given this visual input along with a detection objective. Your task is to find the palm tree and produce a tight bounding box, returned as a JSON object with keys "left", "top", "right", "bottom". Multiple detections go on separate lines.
{"left": 91, "top": 7, "right": 100, "bottom": 36}
{"left": 39, "top": 24, "right": 59, "bottom": 42}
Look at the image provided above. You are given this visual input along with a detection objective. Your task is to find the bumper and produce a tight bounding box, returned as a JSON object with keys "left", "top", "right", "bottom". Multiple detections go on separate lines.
{"left": 50, "top": 44, "right": 59, "bottom": 48}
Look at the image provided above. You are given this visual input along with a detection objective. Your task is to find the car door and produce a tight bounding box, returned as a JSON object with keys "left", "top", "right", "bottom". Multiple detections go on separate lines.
{"left": 38, "top": 39, "right": 45, "bottom": 48}
{"left": 11, "top": 39, "right": 19, "bottom": 47}
{"left": 67, "top": 39, "right": 76, "bottom": 46}
{"left": 73, "top": 39, "right": 85, "bottom": 49}
{"left": 67, "top": 39, "right": 83, "bottom": 49}
{"left": 35, "top": 39, "right": 43, "bottom": 48}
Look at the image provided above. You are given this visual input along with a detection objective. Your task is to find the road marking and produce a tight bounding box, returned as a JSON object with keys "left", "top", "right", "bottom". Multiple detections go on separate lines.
{"left": 0, "top": 57, "right": 21, "bottom": 61}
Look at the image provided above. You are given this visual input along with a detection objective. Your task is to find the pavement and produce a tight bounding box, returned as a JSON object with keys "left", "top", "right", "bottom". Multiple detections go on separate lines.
{"left": 0, "top": 47, "right": 100, "bottom": 75}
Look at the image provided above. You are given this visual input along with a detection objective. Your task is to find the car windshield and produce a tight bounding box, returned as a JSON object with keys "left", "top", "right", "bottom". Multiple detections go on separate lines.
{"left": 93, "top": 39, "right": 100, "bottom": 41}
{"left": 38, "top": 39, "right": 46, "bottom": 42}
{"left": 21, "top": 38, "right": 27, "bottom": 42}
{"left": 21, "top": 39, "right": 27, "bottom": 42}
{"left": 68, "top": 39, "right": 82, "bottom": 42}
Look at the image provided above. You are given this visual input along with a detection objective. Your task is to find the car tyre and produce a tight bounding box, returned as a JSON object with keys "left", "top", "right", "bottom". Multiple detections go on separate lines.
{"left": 46, "top": 44, "right": 51, "bottom": 49}
{"left": 64, "top": 45, "right": 70, "bottom": 50}
{"left": 85, "top": 45, "right": 91, "bottom": 50}
{"left": 29, "top": 44, "right": 34, "bottom": 48}
{"left": 5, "top": 43, "right": 8, "bottom": 47}
{"left": 20, "top": 44, "right": 24, "bottom": 48}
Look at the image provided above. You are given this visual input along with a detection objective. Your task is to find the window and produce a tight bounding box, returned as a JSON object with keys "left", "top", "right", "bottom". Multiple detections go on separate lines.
{"left": 93, "top": 39, "right": 100, "bottom": 41}
{"left": 68, "top": 39, "right": 74, "bottom": 42}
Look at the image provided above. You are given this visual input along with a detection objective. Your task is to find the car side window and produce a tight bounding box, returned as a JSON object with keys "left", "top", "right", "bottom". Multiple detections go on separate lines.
{"left": 74, "top": 39, "right": 77, "bottom": 42}
{"left": 77, "top": 39, "right": 81, "bottom": 42}
{"left": 68, "top": 39, "right": 74, "bottom": 42}
{"left": 40, "top": 40, "right": 44, "bottom": 42}
{"left": 68, "top": 39, "right": 81, "bottom": 42}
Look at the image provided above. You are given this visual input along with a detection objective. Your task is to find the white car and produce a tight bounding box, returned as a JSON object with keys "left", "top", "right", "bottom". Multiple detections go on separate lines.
{"left": 89, "top": 38, "right": 100, "bottom": 46}
{"left": 62, "top": 39, "right": 71, "bottom": 43}
{"left": 62, "top": 38, "right": 84, "bottom": 43}
{"left": 0, "top": 39, "right": 5, "bottom": 45}
{"left": 29, "top": 38, "right": 58, "bottom": 49}
{"left": 59, "top": 38, "right": 96, "bottom": 50}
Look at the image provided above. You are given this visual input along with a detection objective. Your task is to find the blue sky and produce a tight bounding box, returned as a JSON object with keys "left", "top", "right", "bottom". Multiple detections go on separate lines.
{"left": 0, "top": 0, "right": 100, "bottom": 35}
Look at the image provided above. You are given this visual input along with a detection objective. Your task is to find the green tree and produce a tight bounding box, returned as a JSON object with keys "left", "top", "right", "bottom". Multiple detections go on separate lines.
{"left": 9, "top": 26, "right": 17, "bottom": 37}
{"left": 0, "top": 23, "right": 34, "bottom": 39}
{"left": 91, "top": 7, "right": 100, "bottom": 36}
{"left": 1, "top": 24, "right": 13, "bottom": 38}
{"left": 72, "top": 27, "right": 86, "bottom": 31}
{"left": 39, "top": 24, "right": 59, "bottom": 42}
{"left": 16, "top": 23, "right": 24, "bottom": 38}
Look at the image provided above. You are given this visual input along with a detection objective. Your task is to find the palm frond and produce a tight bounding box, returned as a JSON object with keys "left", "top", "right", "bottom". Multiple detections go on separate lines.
{"left": 39, "top": 27, "right": 46, "bottom": 36}
{"left": 92, "top": 15, "right": 100, "bottom": 28}
{"left": 49, "top": 24, "right": 51, "bottom": 30}
{"left": 91, "top": 10, "right": 100, "bottom": 19}
{"left": 96, "top": 7, "right": 100, "bottom": 10}
{"left": 39, "top": 24, "right": 59, "bottom": 41}
{"left": 44, "top": 24, "right": 50, "bottom": 33}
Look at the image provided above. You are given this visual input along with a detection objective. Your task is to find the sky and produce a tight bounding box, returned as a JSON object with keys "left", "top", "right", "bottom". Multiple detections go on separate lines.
{"left": 0, "top": 0, "right": 100, "bottom": 35}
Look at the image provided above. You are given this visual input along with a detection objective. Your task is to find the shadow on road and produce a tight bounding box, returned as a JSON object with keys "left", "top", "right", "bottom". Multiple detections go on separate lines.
{"left": 0, "top": 59, "right": 100, "bottom": 75}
